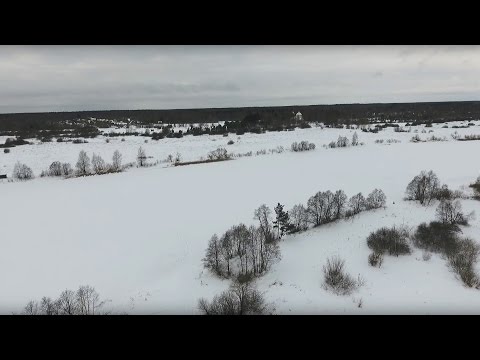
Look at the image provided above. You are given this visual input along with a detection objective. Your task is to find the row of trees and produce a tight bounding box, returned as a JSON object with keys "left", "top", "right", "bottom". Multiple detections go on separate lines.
{"left": 290, "top": 188, "right": 387, "bottom": 231}
{"left": 22, "top": 285, "right": 108, "bottom": 315}
{"left": 75, "top": 149, "right": 123, "bottom": 176}
{"left": 327, "top": 132, "right": 361, "bottom": 148}
{"left": 291, "top": 141, "right": 316, "bottom": 152}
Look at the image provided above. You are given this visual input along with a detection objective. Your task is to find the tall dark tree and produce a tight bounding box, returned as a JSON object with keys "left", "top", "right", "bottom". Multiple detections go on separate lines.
{"left": 273, "top": 203, "right": 294, "bottom": 239}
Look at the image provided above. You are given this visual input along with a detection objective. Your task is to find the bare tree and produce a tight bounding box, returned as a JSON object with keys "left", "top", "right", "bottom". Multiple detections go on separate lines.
{"left": 92, "top": 153, "right": 106, "bottom": 174}
{"left": 112, "top": 150, "right": 122, "bottom": 172}
{"left": 13, "top": 162, "right": 34, "bottom": 180}
{"left": 290, "top": 204, "right": 309, "bottom": 232}
{"left": 40, "top": 296, "right": 59, "bottom": 315}
{"left": 352, "top": 131, "right": 359, "bottom": 146}
{"left": 332, "top": 190, "right": 348, "bottom": 220}
{"left": 366, "top": 189, "right": 387, "bottom": 210}
{"left": 436, "top": 199, "right": 471, "bottom": 225}
{"left": 76, "top": 285, "right": 104, "bottom": 315}
{"left": 62, "top": 163, "right": 73, "bottom": 176}
{"left": 23, "top": 300, "right": 40, "bottom": 315}
{"left": 203, "top": 234, "right": 223, "bottom": 276}
{"left": 76, "top": 150, "right": 91, "bottom": 176}
{"left": 49, "top": 161, "right": 63, "bottom": 176}
{"left": 137, "top": 146, "right": 147, "bottom": 167}
{"left": 405, "top": 170, "right": 440, "bottom": 205}
{"left": 348, "top": 193, "right": 366, "bottom": 216}
{"left": 57, "top": 289, "right": 77, "bottom": 315}
{"left": 254, "top": 204, "right": 274, "bottom": 243}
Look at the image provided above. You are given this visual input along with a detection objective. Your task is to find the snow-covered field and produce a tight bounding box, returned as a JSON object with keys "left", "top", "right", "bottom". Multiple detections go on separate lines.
{"left": 1, "top": 121, "right": 480, "bottom": 314}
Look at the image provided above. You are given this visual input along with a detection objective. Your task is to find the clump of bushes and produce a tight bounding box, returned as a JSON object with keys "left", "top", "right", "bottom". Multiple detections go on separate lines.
{"left": 227, "top": 140, "right": 234, "bottom": 145}
{"left": 203, "top": 214, "right": 281, "bottom": 281}
{"left": 291, "top": 141, "right": 316, "bottom": 152}
{"left": 72, "top": 139, "right": 88, "bottom": 144}
{"left": 13, "top": 162, "right": 34, "bottom": 180}
{"left": 410, "top": 134, "right": 426, "bottom": 142}
{"left": 366, "top": 226, "right": 411, "bottom": 256}
{"left": 4, "top": 148, "right": 10, "bottom": 153}
{"left": 322, "top": 256, "right": 363, "bottom": 296}
{"left": 413, "top": 221, "right": 461, "bottom": 256}
{"left": 207, "top": 147, "right": 231, "bottom": 161}
{"left": 198, "top": 281, "right": 271, "bottom": 315}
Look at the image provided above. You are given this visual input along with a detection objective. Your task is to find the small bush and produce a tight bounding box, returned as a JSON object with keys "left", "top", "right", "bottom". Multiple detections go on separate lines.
{"left": 368, "top": 252, "right": 384, "bottom": 267}
{"left": 227, "top": 140, "right": 234, "bottom": 145}
{"left": 4, "top": 148, "right": 10, "bottom": 153}
{"left": 422, "top": 252, "right": 432, "bottom": 261}
{"left": 366, "top": 226, "right": 411, "bottom": 256}
{"left": 323, "top": 256, "right": 361, "bottom": 296}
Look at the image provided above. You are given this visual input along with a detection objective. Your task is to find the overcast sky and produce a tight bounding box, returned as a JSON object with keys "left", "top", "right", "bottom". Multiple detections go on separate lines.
{"left": 1, "top": 45, "right": 479, "bottom": 113}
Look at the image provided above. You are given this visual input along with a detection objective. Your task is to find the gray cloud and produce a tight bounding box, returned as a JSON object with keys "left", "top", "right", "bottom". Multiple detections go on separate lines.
{"left": 1, "top": 45, "right": 480, "bottom": 113}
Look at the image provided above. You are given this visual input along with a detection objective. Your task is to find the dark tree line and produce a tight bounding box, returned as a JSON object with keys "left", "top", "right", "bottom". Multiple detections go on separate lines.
{"left": 3, "top": 101, "right": 480, "bottom": 138}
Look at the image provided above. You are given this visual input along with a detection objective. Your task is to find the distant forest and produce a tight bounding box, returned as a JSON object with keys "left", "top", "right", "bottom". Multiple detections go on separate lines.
{"left": 1, "top": 101, "right": 480, "bottom": 136}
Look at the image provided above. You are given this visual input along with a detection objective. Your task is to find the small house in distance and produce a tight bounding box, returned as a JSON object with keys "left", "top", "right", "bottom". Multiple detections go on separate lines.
{"left": 295, "top": 112, "right": 303, "bottom": 121}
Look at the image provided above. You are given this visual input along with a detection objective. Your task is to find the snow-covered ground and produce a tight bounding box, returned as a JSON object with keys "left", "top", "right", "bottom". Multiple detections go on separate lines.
{"left": 1, "top": 121, "right": 480, "bottom": 314}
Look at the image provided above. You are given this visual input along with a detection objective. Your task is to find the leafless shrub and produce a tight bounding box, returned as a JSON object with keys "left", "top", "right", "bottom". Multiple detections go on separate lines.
{"left": 366, "top": 226, "right": 411, "bottom": 256}
{"left": 208, "top": 147, "right": 230, "bottom": 160}
{"left": 436, "top": 199, "right": 472, "bottom": 225}
{"left": 447, "top": 238, "right": 480, "bottom": 288}
{"left": 13, "top": 162, "right": 34, "bottom": 180}
{"left": 323, "top": 256, "right": 362, "bottom": 296}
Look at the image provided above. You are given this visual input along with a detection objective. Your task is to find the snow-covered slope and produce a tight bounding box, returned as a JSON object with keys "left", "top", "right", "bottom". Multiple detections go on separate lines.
{"left": 0, "top": 122, "right": 479, "bottom": 314}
